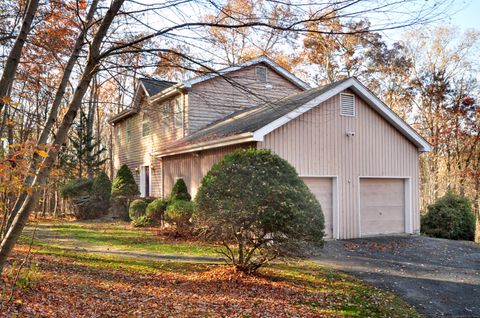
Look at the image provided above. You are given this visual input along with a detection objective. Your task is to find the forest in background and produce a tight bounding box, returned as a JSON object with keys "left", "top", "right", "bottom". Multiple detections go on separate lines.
{"left": 0, "top": 0, "right": 478, "bottom": 255}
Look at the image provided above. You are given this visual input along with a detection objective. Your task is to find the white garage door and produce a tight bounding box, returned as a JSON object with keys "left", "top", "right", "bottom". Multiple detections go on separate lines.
{"left": 302, "top": 177, "right": 333, "bottom": 238}
{"left": 360, "top": 178, "right": 405, "bottom": 236}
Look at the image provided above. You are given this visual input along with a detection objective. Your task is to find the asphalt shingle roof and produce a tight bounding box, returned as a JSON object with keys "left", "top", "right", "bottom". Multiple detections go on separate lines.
{"left": 168, "top": 79, "right": 349, "bottom": 149}
{"left": 140, "top": 78, "right": 178, "bottom": 96}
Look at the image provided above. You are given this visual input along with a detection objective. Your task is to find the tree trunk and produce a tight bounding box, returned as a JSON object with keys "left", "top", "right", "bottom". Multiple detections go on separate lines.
{"left": 0, "top": 0, "right": 40, "bottom": 113}
{"left": 0, "top": 0, "right": 125, "bottom": 274}
{"left": 6, "top": 0, "right": 100, "bottom": 231}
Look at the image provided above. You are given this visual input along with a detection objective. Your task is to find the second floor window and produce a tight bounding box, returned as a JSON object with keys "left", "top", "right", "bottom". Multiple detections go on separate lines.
{"left": 142, "top": 113, "right": 150, "bottom": 137}
{"left": 174, "top": 98, "right": 183, "bottom": 129}
{"left": 162, "top": 102, "right": 170, "bottom": 129}
{"left": 126, "top": 118, "right": 132, "bottom": 143}
{"left": 116, "top": 124, "right": 122, "bottom": 144}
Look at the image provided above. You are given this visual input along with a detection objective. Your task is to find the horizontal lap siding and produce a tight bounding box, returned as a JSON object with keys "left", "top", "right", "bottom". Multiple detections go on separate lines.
{"left": 260, "top": 91, "right": 420, "bottom": 239}
{"left": 187, "top": 63, "right": 302, "bottom": 134}
{"left": 162, "top": 143, "right": 256, "bottom": 199}
{"left": 112, "top": 93, "right": 186, "bottom": 197}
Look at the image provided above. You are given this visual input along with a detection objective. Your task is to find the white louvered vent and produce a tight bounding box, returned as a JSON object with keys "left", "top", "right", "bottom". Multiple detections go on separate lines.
{"left": 340, "top": 93, "right": 355, "bottom": 116}
{"left": 256, "top": 66, "right": 267, "bottom": 82}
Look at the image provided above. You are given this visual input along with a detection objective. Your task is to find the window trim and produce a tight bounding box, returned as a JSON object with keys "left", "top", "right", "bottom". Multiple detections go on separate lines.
{"left": 126, "top": 118, "right": 132, "bottom": 143}
{"left": 339, "top": 93, "right": 356, "bottom": 117}
{"left": 142, "top": 113, "right": 150, "bottom": 137}
{"left": 256, "top": 66, "right": 268, "bottom": 82}
{"left": 162, "top": 102, "right": 170, "bottom": 129}
{"left": 173, "top": 97, "right": 184, "bottom": 129}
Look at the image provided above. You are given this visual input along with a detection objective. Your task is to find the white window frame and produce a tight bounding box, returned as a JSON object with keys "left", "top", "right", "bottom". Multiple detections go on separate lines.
{"left": 173, "top": 97, "right": 184, "bottom": 129}
{"left": 142, "top": 113, "right": 150, "bottom": 137}
{"left": 339, "top": 93, "right": 356, "bottom": 117}
{"left": 162, "top": 102, "right": 170, "bottom": 129}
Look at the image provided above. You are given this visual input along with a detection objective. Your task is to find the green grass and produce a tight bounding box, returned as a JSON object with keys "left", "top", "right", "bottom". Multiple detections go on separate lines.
{"left": 15, "top": 221, "right": 421, "bottom": 317}
{"left": 22, "top": 221, "right": 218, "bottom": 257}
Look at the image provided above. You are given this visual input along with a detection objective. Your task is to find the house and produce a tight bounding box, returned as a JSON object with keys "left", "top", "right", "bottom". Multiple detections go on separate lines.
{"left": 109, "top": 56, "right": 431, "bottom": 239}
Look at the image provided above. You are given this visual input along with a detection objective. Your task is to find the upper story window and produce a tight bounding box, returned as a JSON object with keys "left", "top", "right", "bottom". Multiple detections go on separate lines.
{"left": 162, "top": 102, "right": 170, "bottom": 129}
{"left": 142, "top": 113, "right": 150, "bottom": 137}
{"left": 340, "top": 93, "right": 355, "bottom": 117}
{"left": 115, "top": 124, "right": 122, "bottom": 144}
{"left": 126, "top": 118, "right": 132, "bottom": 143}
{"left": 256, "top": 66, "right": 267, "bottom": 82}
{"left": 174, "top": 97, "right": 184, "bottom": 129}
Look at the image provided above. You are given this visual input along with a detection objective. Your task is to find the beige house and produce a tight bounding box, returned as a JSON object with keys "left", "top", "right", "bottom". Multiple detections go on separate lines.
{"left": 109, "top": 56, "right": 431, "bottom": 239}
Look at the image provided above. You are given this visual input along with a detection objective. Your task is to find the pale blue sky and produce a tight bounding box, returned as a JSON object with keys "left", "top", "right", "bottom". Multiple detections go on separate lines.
{"left": 446, "top": 0, "right": 479, "bottom": 30}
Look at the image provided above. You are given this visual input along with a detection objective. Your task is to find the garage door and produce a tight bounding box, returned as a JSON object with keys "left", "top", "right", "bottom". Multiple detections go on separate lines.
{"left": 302, "top": 177, "right": 333, "bottom": 238}
{"left": 360, "top": 178, "right": 405, "bottom": 236}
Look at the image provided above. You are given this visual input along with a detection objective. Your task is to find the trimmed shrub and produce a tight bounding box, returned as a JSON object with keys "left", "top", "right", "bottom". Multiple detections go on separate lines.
{"left": 111, "top": 165, "right": 139, "bottom": 219}
{"left": 146, "top": 199, "right": 168, "bottom": 221}
{"left": 421, "top": 191, "right": 476, "bottom": 241}
{"left": 129, "top": 199, "right": 148, "bottom": 221}
{"left": 166, "top": 200, "right": 194, "bottom": 228}
{"left": 111, "top": 164, "right": 140, "bottom": 198}
{"left": 170, "top": 178, "right": 191, "bottom": 201}
{"left": 195, "top": 148, "right": 325, "bottom": 274}
{"left": 132, "top": 215, "right": 153, "bottom": 227}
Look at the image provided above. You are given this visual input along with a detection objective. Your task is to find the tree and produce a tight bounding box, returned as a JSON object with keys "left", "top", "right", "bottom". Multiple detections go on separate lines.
{"left": 0, "top": 0, "right": 460, "bottom": 273}
{"left": 195, "top": 149, "right": 325, "bottom": 273}
{"left": 112, "top": 164, "right": 140, "bottom": 199}
{"left": 421, "top": 191, "right": 476, "bottom": 241}
{"left": 170, "top": 178, "right": 191, "bottom": 201}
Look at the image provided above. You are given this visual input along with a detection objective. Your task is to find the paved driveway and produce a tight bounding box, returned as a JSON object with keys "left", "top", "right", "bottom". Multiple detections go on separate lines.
{"left": 314, "top": 236, "right": 480, "bottom": 318}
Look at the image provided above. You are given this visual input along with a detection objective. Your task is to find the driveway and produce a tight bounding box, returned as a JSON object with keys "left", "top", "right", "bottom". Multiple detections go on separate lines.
{"left": 314, "top": 235, "right": 480, "bottom": 318}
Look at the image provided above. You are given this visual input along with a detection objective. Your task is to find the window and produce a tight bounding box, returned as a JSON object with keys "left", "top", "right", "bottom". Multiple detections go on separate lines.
{"left": 162, "top": 102, "right": 170, "bottom": 128}
{"left": 142, "top": 113, "right": 150, "bottom": 137}
{"left": 174, "top": 97, "right": 183, "bottom": 129}
{"left": 340, "top": 93, "right": 355, "bottom": 116}
{"left": 256, "top": 66, "right": 267, "bottom": 82}
{"left": 126, "top": 118, "right": 132, "bottom": 143}
{"left": 115, "top": 124, "right": 122, "bottom": 144}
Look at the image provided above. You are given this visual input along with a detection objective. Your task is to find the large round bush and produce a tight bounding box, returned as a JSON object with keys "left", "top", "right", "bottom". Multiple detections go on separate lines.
{"left": 421, "top": 191, "right": 476, "bottom": 241}
{"left": 195, "top": 148, "right": 325, "bottom": 273}
{"left": 129, "top": 199, "right": 148, "bottom": 221}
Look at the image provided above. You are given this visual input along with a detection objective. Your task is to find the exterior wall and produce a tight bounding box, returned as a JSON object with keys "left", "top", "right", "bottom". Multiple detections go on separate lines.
{"left": 112, "top": 92, "right": 187, "bottom": 197}
{"left": 259, "top": 91, "right": 421, "bottom": 239}
{"left": 162, "top": 143, "right": 256, "bottom": 198}
{"left": 187, "top": 63, "right": 302, "bottom": 134}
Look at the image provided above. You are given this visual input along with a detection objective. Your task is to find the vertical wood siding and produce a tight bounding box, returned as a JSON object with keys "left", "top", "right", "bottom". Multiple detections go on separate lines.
{"left": 187, "top": 63, "right": 302, "bottom": 133}
{"left": 162, "top": 143, "right": 256, "bottom": 198}
{"left": 259, "top": 91, "right": 421, "bottom": 239}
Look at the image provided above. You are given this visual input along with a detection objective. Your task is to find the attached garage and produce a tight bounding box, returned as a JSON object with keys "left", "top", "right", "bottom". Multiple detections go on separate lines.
{"left": 302, "top": 177, "right": 337, "bottom": 239}
{"left": 359, "top": 178, "right": 409, "bottom": 236}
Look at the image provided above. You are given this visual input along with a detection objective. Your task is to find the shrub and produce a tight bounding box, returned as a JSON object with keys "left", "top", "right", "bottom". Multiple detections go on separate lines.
{"left": 111, "top": 164, "right": 140, "bottom": 198}
{"left": 170, "top": 178, "right": 191, "bottom": 201}
{"left": 111, "top": 165, "right": 139, "bottom": 219}
{"left": 166, "top": 200, "right": 194, "bottom": 229}
{"left": 92, "top": 171, "right": 112, "bottom": 205}
{"left": 421, "top": 191, "right": 476, "bottom": 241}
{"left": 195, "top": 148, "right": 325, "bottom": 274}
{"left": 60, "top": 178, "right": 93, "bottom": 199}
{"left": 132, "top": 215, "right": 153, "bottom": 227}
{"left": 146, "top": 198, "right": 168, "bottom": 221}
{"left": 129, "top": 199, "right": 148, "bottom": 221}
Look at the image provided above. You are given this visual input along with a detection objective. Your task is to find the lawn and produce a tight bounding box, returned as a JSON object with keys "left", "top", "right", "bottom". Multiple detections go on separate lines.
{"left": 1, "top": 221, "right": 422, "bottom": 317}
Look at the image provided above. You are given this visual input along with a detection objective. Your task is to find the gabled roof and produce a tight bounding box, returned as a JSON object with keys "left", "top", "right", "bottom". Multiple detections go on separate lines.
{"left": 159, "top": 77, "right": 431, "bottom": 157}
{"left": 140, "top": 78, "right": 178, "bottom": 97}
{"left": 183, "top": 56, "right": 310, "bottom": 90}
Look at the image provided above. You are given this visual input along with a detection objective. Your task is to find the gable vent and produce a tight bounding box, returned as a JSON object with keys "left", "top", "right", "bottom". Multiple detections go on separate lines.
{"left": 340, "top": 93, "right": 355, "bottom": 116}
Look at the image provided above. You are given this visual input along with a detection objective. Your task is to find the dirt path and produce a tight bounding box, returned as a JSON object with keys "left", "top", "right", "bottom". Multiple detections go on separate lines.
{"left": 22, "top": 224, "right": 223, "bottom": 264}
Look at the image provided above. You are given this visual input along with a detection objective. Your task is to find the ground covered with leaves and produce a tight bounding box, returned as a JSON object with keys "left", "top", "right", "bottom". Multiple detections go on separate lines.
{"left": 0, "top": 221, "right": 421, "bottom": 317}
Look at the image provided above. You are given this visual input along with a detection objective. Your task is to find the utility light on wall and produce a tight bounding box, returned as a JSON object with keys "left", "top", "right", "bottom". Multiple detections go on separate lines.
{"left": 346, "top": 131, "right": 356, "bottom": 137}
